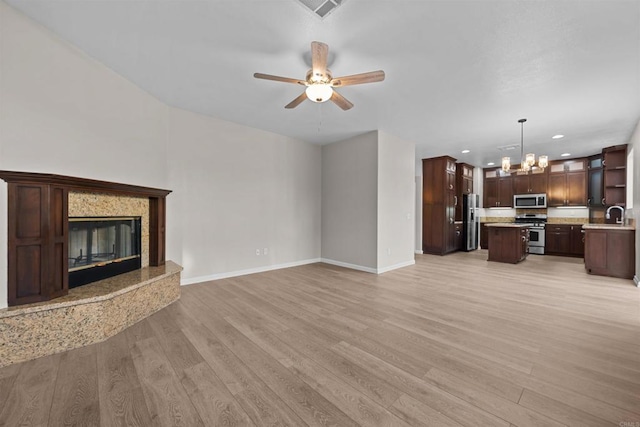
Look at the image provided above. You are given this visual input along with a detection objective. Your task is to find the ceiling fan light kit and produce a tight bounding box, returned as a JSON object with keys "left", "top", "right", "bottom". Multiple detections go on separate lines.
{"left": 254, "top": 41, "right": 385, "bottom": 110}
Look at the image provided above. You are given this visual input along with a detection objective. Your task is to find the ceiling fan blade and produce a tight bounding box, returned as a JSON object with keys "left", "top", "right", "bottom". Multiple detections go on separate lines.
{"left": 331, "top": 70, "right": 385, "bottom": 87}
{"left": 330, "top": 91, "right": 353, "bottom": 111}
{"left": 311, "top": 41, "right": 329, "bottom": 80}
{"left": 285, "top": 92, "right": 308, "bottom": 109}
{"left": 254, "top": 73, "right": 306, "bottom": 85}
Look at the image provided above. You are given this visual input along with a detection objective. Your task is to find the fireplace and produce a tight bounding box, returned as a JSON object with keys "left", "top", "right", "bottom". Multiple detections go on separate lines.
{"left": 68, "top": 216, "right": 142, "bottom": 288}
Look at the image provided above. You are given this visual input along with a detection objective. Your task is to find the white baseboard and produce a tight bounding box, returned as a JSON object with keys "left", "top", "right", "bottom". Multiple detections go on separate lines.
{"left": 320, "top": 258, "right": 378, "bottom": 274}
{"left": 182, "top": 256, "right": 417, "bottom": 285}
{"left": 181, "top": 258, "right": 321, "bottom": 286}
{"left": 321, "top": 258, "right": 415, "bottom": 274}
{"left": 414, "top": 250, "right": 423, "bottom": 254}
{"left": 377, "top": 259, "right": 416, "bottom": 274}
{"left": 634, "top": 275, "right": 639, "bottom": 287}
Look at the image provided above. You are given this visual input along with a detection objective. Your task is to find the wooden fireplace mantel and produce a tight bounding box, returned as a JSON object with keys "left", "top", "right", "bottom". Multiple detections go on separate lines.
{"left": 0, "top": 170, "right": 172, "bottom": 306}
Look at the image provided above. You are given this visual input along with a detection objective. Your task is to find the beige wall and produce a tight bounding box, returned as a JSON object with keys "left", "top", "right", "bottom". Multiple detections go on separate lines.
{"left": 321, "top": 132, "right": 379, "bottom": 270}
{"left": 377, "top": 131, "right": 415, "bottom": 271}
{"left": 322, "top": 130, "right": 415, "bottom": 272}
{"left": 165, "top": 108, "right": 321, "bottom": 283}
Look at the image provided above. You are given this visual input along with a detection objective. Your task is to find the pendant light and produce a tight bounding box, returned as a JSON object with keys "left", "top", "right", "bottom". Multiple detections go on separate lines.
{"left": 502, "top": 118, "right": 548, "bottom": 172}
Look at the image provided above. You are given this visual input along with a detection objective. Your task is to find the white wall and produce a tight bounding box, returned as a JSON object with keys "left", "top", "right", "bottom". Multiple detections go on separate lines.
{"left": 377, "top": 131, "right": 415, "bottom": 271}
{"left": 626, "top": 119, "right": 640, "bottom": 284}
{"left": 166, "top": 108, "right": 321, "bottom": 283}
{"left": 321, "top": 132, "right": 379, "bottom": 271}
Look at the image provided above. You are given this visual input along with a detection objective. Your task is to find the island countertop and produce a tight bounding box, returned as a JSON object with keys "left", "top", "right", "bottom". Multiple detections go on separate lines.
{"left": 484, "top": 223, "right": 529, "bottom": 228}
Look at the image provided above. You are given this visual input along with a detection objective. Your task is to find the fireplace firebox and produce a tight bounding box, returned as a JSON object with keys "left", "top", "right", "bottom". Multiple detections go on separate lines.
{"left": 68, "top": 217, "right": 142, "bottom": 288}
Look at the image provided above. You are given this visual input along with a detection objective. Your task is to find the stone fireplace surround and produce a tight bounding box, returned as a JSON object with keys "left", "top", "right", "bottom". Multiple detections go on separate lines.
{"left": 0, "top": 171, "right": 181, "bottom": 367}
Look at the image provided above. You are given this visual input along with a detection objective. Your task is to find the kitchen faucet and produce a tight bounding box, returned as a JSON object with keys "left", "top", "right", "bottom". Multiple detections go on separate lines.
{"left": 605, "top": 205, "right": 626, "bottom": 224}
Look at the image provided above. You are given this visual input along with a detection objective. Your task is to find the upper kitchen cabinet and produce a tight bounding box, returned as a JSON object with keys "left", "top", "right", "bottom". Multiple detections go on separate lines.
{"left": 547, "top": 158, "right": 587, "bottom": 207}
{"left": 513, "top": 168, "right": 547, "bottom": 195}
{"left": 587, "top": 154, "right": 604, "bottom": 208}
{"left": 423, "top": 156, "right": 458, "bottom": 255}
{"left": 483, "top": 168, "right": 513, "bottom": 208}
{"left": 602, "top": 144, "right": 627, "bottom": 207}
{"left": 455, "top": 163, "right": 474, "bottom": 221}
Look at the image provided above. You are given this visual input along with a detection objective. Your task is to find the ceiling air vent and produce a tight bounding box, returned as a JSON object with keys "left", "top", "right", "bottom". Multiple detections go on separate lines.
{"left": 296, "top": 0, "right": 346, "bottom": 18}
{"left": 496, "top": 144, "right": 519, "bottom": 152}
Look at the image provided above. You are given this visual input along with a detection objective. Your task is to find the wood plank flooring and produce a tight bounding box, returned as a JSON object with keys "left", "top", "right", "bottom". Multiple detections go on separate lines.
{"left": 1, "top": 250, "right": 640, "bottom": 426}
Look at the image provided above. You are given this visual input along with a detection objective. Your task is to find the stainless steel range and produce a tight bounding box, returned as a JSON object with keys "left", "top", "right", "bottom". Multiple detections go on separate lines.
{"left": 515, "top": 214, "right": 547, "bottom": 255}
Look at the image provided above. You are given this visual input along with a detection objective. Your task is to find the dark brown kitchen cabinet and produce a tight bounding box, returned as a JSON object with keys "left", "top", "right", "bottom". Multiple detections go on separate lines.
{"left": 545, "top": 224, "right": 584, "bottom": 257}
{"left": 487, "top": 226, "right": 528, "bottom": 264}
{"left": 513, "top": 168, "right": 547, "bottom": 195}
{"left": 455, "top": 163, "right": 474, "bottom": 221}
{"left": 454, "top": 222, "right": 463, "bottom": 250}
{"left": 602, "top": 144, "right": 627, "bottom": 208}
{"left": 483, "top": 168, "right": 513, "bottom": 208}
{"left": 584, "top": 227, "right": 635, "bottom": 279}
{"left": 480, "top": 223, "right": 489, "bottom": 250}
{"left": 587, "top": 154, "right": 604, "bottom": 208}
{"left": 547, "top": 158, "right": 587, "bottom": 207}
{"left": 423, "top": 156, "right": 458, "bottom": 255}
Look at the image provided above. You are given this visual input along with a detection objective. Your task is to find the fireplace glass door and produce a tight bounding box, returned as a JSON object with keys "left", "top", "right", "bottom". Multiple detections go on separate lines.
{"left": 68, "top": 217, "right": 141, "bottom": 288}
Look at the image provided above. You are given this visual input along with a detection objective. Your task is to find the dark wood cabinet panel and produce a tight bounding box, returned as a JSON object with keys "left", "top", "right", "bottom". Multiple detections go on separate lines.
{"left": 480, "top": 223, "right": 489, "bottom": 250}
{"left": 585, "top": 228, "right": 634, "bottom": 279}
{"left": 497, "top": 176, "right": 514, "bottom": 207}
{"left": 487, "top": 226, "right": 528, "bottom": 264}
{"left": 483, "top": 168, "right": 512, "bottom": 208}
{"left": 150, "top": 197, "right": 167, "bottom": 266}
{"left": 455, "top": 223, "right": 463, "bottom": 251}
{"left": 547, "top": 159, "right": 587, "bottom": 207}
{"left": 545, "top": 224, "right": 584, "bottom": 257}
{"left": 423, "top": 156, "right": 457, "bottom": 255}
{"left": 513, "top": 169, "right": 547, "bottom": 195}
{"left": 455, "top": 163, "right": 473, "bottom": 222}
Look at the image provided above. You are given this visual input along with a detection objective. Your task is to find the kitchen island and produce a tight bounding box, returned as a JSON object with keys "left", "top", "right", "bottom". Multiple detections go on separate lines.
{"left": 485, "top": 223, "right": 530, "bottom": 264}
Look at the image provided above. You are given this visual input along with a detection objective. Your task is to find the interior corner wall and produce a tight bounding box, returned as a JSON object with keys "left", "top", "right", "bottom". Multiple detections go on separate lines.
{"left": 0, "top": 2, "right": 169, "bottom": 309}
{"left": 165, "top": 107, "right": 322, "bottom": 283}
{"left": 626, "top": 118, "right": 640, "bottom": 282}
{"left": 377, "top": 131, "right": 415, "bottom": 270}
{"left": 321, "top": 131, "right": 378, "bottom": 271}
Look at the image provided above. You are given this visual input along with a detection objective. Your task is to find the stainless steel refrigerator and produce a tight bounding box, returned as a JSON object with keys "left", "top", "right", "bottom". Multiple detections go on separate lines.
{"left": 462, "top": 193, "right": 479, "bottom": 251}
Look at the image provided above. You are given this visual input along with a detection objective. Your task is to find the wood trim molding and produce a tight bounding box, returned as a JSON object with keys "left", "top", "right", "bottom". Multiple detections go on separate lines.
{"left": 0, "top": 171, "right": 171, "bottom": 198}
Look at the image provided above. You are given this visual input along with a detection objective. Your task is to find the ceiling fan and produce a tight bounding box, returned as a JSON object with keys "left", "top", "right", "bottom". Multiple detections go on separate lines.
{"left": 254, "top": 41, "right": 385, "bottom": 111}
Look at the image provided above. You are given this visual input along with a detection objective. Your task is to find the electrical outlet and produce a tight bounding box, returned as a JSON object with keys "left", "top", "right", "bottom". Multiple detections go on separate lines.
{"left": 263, "top": 248, "right": 269, "bottom": 255}
{"left": 255, "top": 249, "right": 261, "bottom": 256}
{"left": 387, "top": 248, "right": 392, "bottom": 255}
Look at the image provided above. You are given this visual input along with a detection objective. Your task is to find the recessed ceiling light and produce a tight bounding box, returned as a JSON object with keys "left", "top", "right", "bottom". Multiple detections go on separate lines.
{"left": 561, "top": 153, "right": 571, "bottom": 157}
{"left": 552, "top": 135, "right": 564, "bottom": 139}
{"left": 461, "top": 150, "right": 470, "bottom": 154}
{"left": 487, "top": 162, "right": 495, "bottom": 166}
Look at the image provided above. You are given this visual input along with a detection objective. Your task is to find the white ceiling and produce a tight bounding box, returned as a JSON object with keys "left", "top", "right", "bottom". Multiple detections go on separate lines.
{"left": 5, "top": 0, "right": 640, "bottom": 167}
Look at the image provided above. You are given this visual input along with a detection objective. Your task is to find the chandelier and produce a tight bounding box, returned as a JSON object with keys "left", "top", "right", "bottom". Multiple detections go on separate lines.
{"left": 502, "top": 118, "right": 548, "bottom": 173}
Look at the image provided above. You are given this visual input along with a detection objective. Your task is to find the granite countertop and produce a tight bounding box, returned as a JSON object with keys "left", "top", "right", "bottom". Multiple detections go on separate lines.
{"left": 582, "top": 223, "right": 636, "bottom": 231}
{"left": 484, "top": 223, "right": 530, "bottom": 228}
{"left": 0, "top": 260, "right": 183, "bottom": 318}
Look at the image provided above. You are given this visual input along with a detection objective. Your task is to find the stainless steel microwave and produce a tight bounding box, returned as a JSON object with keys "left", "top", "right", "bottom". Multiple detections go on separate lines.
{"left": 514, "top": 193, "right": 547, "bottom": 209}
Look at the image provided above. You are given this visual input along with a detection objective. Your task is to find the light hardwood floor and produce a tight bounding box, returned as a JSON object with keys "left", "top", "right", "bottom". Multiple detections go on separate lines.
{"left": 1, "top": 250, "right": 640, "bottom": 426}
